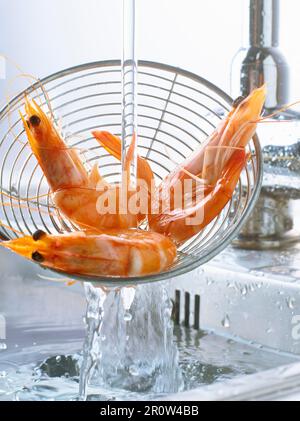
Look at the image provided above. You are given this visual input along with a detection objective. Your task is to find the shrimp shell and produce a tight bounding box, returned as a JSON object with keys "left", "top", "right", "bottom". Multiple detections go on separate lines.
{"left": 1, "top": 230, "right": 177, "bottom": 277}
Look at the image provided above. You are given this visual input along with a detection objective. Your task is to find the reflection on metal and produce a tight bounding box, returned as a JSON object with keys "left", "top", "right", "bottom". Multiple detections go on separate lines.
{"left": 0, "top": 314, "right": 6, "bottom": 340}
{"left": 231, "top": 0, "right": 289, "bottom": 110}
{"left": 231, "top": 0, "right": 300, "bottom": 249}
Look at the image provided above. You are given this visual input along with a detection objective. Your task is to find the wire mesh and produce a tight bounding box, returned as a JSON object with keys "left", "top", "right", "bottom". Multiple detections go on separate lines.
{"left": 0, "top": 60, "right": 262, "bottom": 284}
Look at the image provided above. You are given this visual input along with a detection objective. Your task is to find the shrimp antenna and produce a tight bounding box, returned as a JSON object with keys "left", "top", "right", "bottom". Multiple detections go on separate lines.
{"left": 37, "top": 274, "right": 77, "bottom": 286}
{"left": 260, "top": 101, "right": 300, "bottom": 121}
{"left": 0, "top": 54, "right": 58, "bottom": 147}
{"left": 0, "top": 190, "right": 50, "bottom": 202}
{"left": 161, "top": 138, "right": 216, "bottom": 185}
{"left": 229, "top": 100, "right": 300, "bottom": 149}
{"left": 0, "top": 56, "right": 92, "bottom": 157}
{"left": 0, "top": 219, "right": 23, "bottom": 237}
{"left": 1, "top": 201, "right": 56, "bottom": 218}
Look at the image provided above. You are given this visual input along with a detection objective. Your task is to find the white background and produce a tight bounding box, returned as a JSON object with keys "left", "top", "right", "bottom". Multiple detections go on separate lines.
{"left": 0, "top": 0, "right": 299, "bottom": 100}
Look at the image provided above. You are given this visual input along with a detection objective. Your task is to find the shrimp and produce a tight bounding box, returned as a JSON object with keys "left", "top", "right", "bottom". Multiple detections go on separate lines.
{"left": 149, "top": 148, "right": 248, "bottom": 243}
{"left": 148, "top": 85, "right": 266, "bottom": 243}
{"left": 92, "top": 88, "right": 265, "bottom": 228}
{"left": 163, "top": 85, "right": 266, "bottom": 189}
{"left": 0, "top": 229, "right": 177, "bottom": 277}
{"left": 92, "top": 130, "right": 155, "bottom": 221}
{"left": 20, "top": 98, "right": 146, "bottom": 231}
{"left": 204, "top": 85, "right": 266, "bottom": 184}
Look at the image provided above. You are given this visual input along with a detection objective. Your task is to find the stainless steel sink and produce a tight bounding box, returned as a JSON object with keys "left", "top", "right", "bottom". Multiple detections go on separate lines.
{"left": 166, "top": 244, "right": 300, "bottom": 400}
{"left": 172, "top": 245, "right": 300, "bottom": 354}
{"left": 1, "top": 244, "right": 300, "bottom": 401}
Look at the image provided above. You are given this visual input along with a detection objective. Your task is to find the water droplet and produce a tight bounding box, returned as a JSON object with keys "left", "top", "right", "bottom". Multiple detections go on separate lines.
{"left": 249, "top": 284, "right": 255, "bottom": 292}
{"left": 0, "top": 343, "right": 7, "bottom": 350}
{"left": 241, "top": 286, "right": 247, "bottom": 296}
{"left": 222, "top": 315, "right": 230, "bottom": 328}
{"left": 129, "top": 365, "right": 139, "bottom": 376}
{"left": 287, "top": 297, "right": 296, "bottom": 310}
{"left": 266, "top": 328, "right": 273, "bottom": 334}
{"left": 0, "top": 371, "right": 7, "bottom": 378}
{"left": 56, "top": 356, "right": 62, "bottom": 363}
{"left": 227, "top": 281, "right": 235, "bottom": 288}
{"left": 124, "top": 311, "right": 132, "bottom": 322}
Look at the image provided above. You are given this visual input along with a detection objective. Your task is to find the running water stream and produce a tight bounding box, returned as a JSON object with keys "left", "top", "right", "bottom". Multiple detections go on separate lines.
{"left": 78, "top": 0, "right": 184, "bottom": 400}
{"left": 79, "top": 282, "right": 183, "bottom": 399}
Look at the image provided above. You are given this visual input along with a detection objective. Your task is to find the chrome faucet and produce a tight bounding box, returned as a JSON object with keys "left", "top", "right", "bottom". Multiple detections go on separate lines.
{"left": 231, "top": 0, "right": 300, "bottom": 249}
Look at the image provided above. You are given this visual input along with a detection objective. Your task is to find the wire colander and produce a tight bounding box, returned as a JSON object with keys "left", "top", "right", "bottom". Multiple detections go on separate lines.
{"left": 0, "top": 60, "right": 262, "bottom": 285}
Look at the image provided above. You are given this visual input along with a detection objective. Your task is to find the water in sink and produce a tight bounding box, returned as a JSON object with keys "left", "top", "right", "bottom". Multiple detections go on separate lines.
{"left": 0, "top": 251, "right": 299, "bottom": 401}
{"left": 0, "top": 321, "right": 298, "bottom": 401}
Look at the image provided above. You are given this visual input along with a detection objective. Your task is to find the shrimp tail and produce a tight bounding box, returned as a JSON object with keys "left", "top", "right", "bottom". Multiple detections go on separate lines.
{"left": 92, "top": 131, "right": 154, "bottom": 189}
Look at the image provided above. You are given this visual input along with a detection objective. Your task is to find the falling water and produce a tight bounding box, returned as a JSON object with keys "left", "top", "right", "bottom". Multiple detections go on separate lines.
{"left": 121, "top": 0, "right": 138, "bottom": 185}
{"left": 79, "top": 0, "right": 183, "bottom": 399}
{"left": 78, "top": 284, "right": 107, "bottom": 400}
{"left": 79, "top": 282, "right": 183, "bottom": 400}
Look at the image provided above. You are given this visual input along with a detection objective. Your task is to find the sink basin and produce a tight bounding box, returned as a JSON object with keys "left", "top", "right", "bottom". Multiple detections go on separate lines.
{"left": 172, "top": 245, "right": 300, "bottom": 354}
{"left": 1, "top": 244, "right": 300, "bottom": 401}
{"left": 166, "top": 244, "right": 300, "bottom": 400}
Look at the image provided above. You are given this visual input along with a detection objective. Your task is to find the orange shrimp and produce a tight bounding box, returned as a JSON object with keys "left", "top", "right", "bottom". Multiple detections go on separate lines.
{"left": 0, "top": 229, "right": 177, "bottom": 277}
{"left": 154, "top": 85, "right": 266, "bottom": 205}
{"left": 20, "top": 98, "right": 148, "bottom": 231}
{"left": 20, "top": 98, "right": 89, "bottom": 191}
{"left": 203, "top": 85, "right": 266, "bottom": 184}
{"left": 92, "top": 130, "right": 154, "bottom": 221}
{"left": 148, "top": 86, "right": 266, "bottom": 243}
{"left": 149, "top": 149, "right": 248, "bottom": 243}
{"left": 92, "top": 130, "right": 211, "bottom": 216}
{"left": 93, "top": 87, "right": 265, "bottom": 224}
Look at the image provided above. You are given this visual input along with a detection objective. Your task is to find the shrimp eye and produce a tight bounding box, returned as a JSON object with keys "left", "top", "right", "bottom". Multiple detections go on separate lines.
{"left": 232, "top": 96, "right": 246, "bottom": 108}
{"left": 32, "top": 230, "right": 46, "bottom": 241}
{"left": 29, "top": 115, "right": 41, "bottom": 127}
{"left": 31, "top": 251, "right": 44, "bottom": 263}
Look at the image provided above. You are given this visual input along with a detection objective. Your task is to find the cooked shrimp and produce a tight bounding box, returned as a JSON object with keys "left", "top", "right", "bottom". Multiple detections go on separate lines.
{"left": 161, "top": 85, "right": 266, "bottom": 190}
{"left": 149, "top": 149, "right": 248, "bottom": 243}
{"left": 20, "top": 98, "right": 89, "bottom": 191}
{"left": 204, "top": 85, "right": 266, "bottom": 184}
{"left": 148, "top": 86, "right": 266, "bottom": 243}
{"left": 92, "top": 130, "right": 154, "bottom": 223}
{"left": 1, "top": 229, "right": 177, "bottom": 277}
{"left": 20, "top": 98, "right": 143, "bottom": 231}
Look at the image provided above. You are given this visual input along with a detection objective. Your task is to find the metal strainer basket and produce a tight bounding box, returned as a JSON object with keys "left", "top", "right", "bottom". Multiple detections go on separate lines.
{"left": 0, "top": 60, "right": 262, "bottom": 284}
